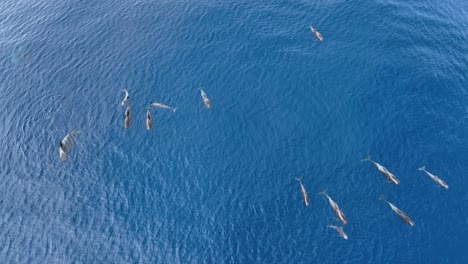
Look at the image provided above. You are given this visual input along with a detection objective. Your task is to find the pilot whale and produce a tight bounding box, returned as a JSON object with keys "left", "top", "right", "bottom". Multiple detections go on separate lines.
{"left": 309, "top": 26, "right": 324, "bottom": 42}
{"left": 362, "top": 156, "right": 400, "bottom": 185}
{"left": 199, "top": 88, "right": 212, "bottom": 109}
{"left": 327, "top": 225, "right": 348, "bottom": 240}
{"left": 379, "top": 195, "right": 415, "bottom": 227}
{"left": 59, "top": 130, "right": 80, "bottom": 161}
{"left": 418, "top": 166, "right": 449, "bottom": 189}
{"left": 319, "top": 190, "right": 348, "bottom": 225}
{"left": 124, "top": 107, "right": 131, "bottom": 129}
{"left": 150, "top": 102, "right": 176, "bottom": 112}
{"left": 146, "top": 109, "right": 153, "bottom": 130}
{"left": 295, "top": 177, "right": 310, "bottom": 207}
{"left": 121, "top": 89, "right": 129, "bottom": 106}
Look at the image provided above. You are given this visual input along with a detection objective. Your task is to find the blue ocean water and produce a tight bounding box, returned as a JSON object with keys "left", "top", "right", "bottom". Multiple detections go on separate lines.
{"left": 1, "top": 0, "right": 468, "bottom": 263}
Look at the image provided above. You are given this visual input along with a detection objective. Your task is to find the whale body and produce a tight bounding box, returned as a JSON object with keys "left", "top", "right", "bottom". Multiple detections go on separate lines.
{"left": 200, "top": 88, "right": 212, "bottom": 109}
{"left": 121, "top": 89, "right": 129, "bottom": 106}
{"left": 363, "top": 156, "right": 400, "bottom": 185}
{"left": 150, "top": 102, "right": 176, "bottom": 112}
{"left": 59, "top": 130, "right": 80, "bottom": 161}
{"left": 309, "top": 26, "right": 324, "bottom": 42}
{"left": 380, "top": 195, "right": 415, "bottom": 227}
{"left": 419, "top": 166, "right": 449, "bottom": 189}
{"left": 295, "top": 177, "right": 310, "bottom": 207}
{"left": 327, "top": 225, "right": 348, "bottom": 240}
{"left": 124, "top": 107, "right": 131, "bottom": 129}
{"left": 146, "top": 110, "right": 153, "bottom": 130}
{"left": 320, "top": 191, "right": 348, "bottom": 225}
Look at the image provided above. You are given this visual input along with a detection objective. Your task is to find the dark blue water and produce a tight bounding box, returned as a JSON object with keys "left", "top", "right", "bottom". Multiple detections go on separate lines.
{"left": 1, "top": 0, "right": 468, "bottom": 263}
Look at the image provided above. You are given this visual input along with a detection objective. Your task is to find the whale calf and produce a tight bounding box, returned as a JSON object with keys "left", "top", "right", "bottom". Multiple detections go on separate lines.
{"left": 362, "top": 156, "right": 400, "bottom": 185}
{"left": 199, "top": 88, "right": 212, "bottom": 109}
{"left": 327, "top": 225, "right": 348, "bottom": 240}
{"left": 379, "top": 195, "right": 415, "bottom": 227}
{"left": 309, "top": 26, "right": 324, "bottom": 42}
{"left": 319, "top": 190, "right": 348, "bottom": 225}
{"left": 418, "top": 166, "right": 449, "bottom": 189}
{"left": 121, "top": 89, "right": 129, "bottom": 106}
{"left": 146, "top": 109, "right": 153, "bottom": 130}
{"left": 124, "top": 107, "right": 131, "bottom": 129}
{"left": 295, "top": 177, "right": 310, "bottom": 207}
{"left": 59, "top": 130, "right": 80, "bottom": 161}
{"left": 150, "top": 102, "right": 176, "bottom": 112}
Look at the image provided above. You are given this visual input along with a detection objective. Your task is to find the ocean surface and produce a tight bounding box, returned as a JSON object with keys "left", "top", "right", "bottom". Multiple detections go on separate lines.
{"left": 1, "top": 0, "right": 468, "bottom": 263}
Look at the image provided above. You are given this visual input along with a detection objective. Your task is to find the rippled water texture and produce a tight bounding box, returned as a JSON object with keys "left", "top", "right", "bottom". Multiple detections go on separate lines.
{"left": 1, "top": 0, "right": 467, "bottom": 263}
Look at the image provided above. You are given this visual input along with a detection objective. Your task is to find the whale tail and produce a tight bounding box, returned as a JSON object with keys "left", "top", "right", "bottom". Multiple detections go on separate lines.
{"left": 318, "top": 189, "right": 328, "bottom": 196}
{"left": 295, "top": 177, "right": 302, "bottom": 182}
{"left": 121, "top": 89, "right": 129, "bottom": 96}
{"left": 361, "top": 155, "right": 371, "bottom": 162}
{"left": 418, "top": 166, "right": 426, "bottom": 171}
{"left": 378, "top": 194, "right": 386, "bottom": 201}
{"left": 173, "top": 108, "right": 177, "bottom": 112}
{"left": 199, "top": 87, "right": 206, "bottom": 95}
